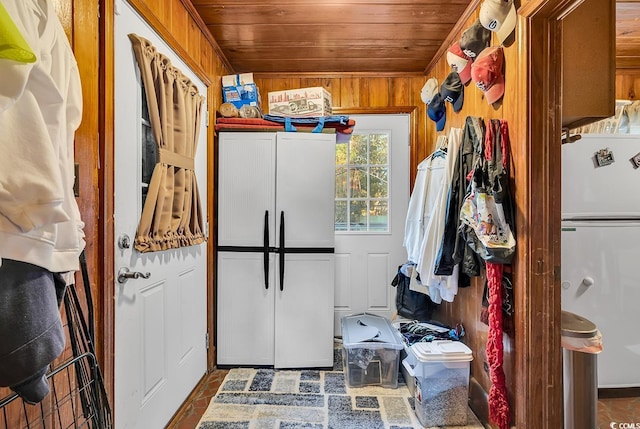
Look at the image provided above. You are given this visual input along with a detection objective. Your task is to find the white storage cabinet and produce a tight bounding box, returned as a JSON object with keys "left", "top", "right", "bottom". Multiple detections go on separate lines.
{"left": 216, "top": 131, "right": 336, "bottom": 368}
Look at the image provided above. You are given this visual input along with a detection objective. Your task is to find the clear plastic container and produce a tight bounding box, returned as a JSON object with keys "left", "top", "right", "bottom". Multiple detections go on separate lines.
{"left": 404, "top": 340, "right": 473, "bottom": 427}
{"left": 341, "top": 313, "right": 404, "bottom": 388}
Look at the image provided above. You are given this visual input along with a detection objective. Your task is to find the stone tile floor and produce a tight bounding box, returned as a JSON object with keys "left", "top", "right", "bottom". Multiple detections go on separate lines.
{"left": 168, "top": 370, "right": 639, "bottom": 429}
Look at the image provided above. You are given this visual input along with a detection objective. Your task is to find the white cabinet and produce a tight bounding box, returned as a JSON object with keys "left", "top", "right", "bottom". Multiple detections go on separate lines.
{"left": 216, "top": 132, "right": 335, "bottom": 368}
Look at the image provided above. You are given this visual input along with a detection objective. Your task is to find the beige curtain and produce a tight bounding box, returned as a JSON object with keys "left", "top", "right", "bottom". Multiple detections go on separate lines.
{"left": 128, "top": 34, "right": 205, "bottom": 252}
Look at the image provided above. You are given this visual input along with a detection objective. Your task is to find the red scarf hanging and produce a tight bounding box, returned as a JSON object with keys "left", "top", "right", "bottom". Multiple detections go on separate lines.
{"left": 486, "top": 261, "right": 510, "bottom": 429}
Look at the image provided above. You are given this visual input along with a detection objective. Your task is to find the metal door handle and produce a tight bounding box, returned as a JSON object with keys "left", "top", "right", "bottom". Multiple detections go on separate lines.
{"left": 117, "top": 267, "right": 151, "bottom": 283}
{"left": 279, "top": 211, "right": 285, "bottom": 291}
{"left": 264, "top": 210, "right": 269, "bottom": 290}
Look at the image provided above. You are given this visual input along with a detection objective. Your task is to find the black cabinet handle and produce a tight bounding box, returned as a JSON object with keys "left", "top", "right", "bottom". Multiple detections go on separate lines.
{"left": 263, "top": 210, "right": 269, "bottom": 290}
{"left": 279, "top": 211, "right": 285, "bottom": 291}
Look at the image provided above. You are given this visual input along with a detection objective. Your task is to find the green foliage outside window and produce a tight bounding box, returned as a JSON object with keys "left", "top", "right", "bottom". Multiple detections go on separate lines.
{"left": 335, "top": 133, "right": 389, "bottom": 232}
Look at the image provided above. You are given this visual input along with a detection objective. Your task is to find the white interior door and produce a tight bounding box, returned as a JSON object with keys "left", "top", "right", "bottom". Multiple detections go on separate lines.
{"left": 334, "top": 115, "right": 410, "bottom": 334}
{"left": 114, "top": 2, "right": 208, "bottom": 428}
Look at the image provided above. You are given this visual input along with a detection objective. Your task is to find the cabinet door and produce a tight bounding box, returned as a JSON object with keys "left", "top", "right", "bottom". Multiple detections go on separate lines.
{"left": 218, "top": 132, "right": 277, "bottom": 247}
{"left": 274, "top": 253, "right": 335, "bottom": 368}
{"left": 217, "top": 252, "right": 275, "bottom": 365}
{"left": 561, "top": 0, "right": 615, "bottom": 128}
{"left": 275, "top": 132, "right": 336, "bottom": 249}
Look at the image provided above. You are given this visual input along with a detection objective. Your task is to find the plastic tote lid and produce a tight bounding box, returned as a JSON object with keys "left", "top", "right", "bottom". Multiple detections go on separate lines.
{"left": 411, "top": 340, "right": 474, "bottom": 362}
{"left": 341, "top": 313, "right": 404, "bottom": 350}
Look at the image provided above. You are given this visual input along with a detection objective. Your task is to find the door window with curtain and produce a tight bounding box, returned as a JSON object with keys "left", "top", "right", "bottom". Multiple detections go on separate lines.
{"left": 128, "top": 33, "right": 205, "bottom": 252}
{"left": 335, "top": 132, "right": 389, "bottom": 232}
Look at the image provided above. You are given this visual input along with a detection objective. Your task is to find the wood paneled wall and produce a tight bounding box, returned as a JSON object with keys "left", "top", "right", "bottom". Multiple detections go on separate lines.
{"left": 616, "top": 69, "right": 640, "bottom": 99}
{"left": 255, "top": 74, "right": 428, "bottom": 185}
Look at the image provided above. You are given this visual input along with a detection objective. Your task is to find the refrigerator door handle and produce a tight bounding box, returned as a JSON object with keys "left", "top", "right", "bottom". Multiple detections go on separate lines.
{"left": 263, "top": 210, "right": 269, "bottom": 290}
{"left": 279, "top": 210, "right": 285, "bottom": 291}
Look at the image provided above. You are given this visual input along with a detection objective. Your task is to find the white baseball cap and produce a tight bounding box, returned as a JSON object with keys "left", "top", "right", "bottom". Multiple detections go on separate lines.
{"left": 420, "top": 78, "right": 439, "bottom": 105}
{"left": 479, "top": 0, "right": 517, "bottom": 44}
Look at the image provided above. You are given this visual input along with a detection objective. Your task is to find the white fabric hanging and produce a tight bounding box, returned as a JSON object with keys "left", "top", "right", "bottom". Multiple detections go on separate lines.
{"left": 403, "top": 135, "right": 448, "bottom": 265}
{"left": 414, "top": 129, "right": 463, "bottom": 303}
{"left": 0, "top": 0, "right": 84, "bottom": 273}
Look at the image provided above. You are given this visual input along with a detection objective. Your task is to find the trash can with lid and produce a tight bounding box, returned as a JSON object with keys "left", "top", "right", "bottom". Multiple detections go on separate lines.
{"left": 562, "top": 310, "right": 602, "bottom": 429}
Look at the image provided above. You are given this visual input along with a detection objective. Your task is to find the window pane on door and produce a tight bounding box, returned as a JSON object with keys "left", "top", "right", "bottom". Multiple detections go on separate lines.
{"left": 141, "top": 84, "right": 157, "bottom": 208}
{"left": 335, "top": 132, "right": 389, "bottom": 232}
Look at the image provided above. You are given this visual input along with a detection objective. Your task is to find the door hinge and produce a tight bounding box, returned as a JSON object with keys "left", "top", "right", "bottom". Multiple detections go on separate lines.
{"left": 206, "top": 110, "right": 210, "bottom": 127}
{"left": 204, "top": 221, "right": 209, "bottom": 239}
{"left": 205, "top": 331, "right": 210, "bottom": 350}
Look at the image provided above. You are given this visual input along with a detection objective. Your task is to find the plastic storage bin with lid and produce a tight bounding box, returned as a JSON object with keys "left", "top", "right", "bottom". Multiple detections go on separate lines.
{"left": 341, "top": 313, "right": 404, "bottom": 388}
{"left": 403, "top": 340, "right": 473, "bottom": 427}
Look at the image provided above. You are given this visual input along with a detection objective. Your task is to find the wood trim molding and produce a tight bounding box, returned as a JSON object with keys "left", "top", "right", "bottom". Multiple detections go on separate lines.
{"left": 206, "top": 85, "right": 217, "bottom": 371}
{"left": 127, "top": 0, "right": 212, "bottom": 86}
{"left": 99, "top": 0, "right": 116, "bottom": 407}
{"left": 332, "top": 106, "right": 419, "bottom": 188}
{"left": 332, "top": 106, "right": 416, "bottom": 115}
{"left": 512, "top": 0, "right": 591, "bottom": 426}
{"left": 254, "top": 72, "right": 426, "bottom": 79}
{"left": 178, "top": 0, "right": 234, "bottom": 73}
{"left": 423, "top": 0, "right": 482, "bottom": 74}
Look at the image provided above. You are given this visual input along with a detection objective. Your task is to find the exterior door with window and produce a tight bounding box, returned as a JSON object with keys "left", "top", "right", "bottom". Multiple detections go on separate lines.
{"left": 113, "top": 2, "right": 208, "bottom": 428}
{"left": 334, "top": 114, "right": 410, "bottom": 333}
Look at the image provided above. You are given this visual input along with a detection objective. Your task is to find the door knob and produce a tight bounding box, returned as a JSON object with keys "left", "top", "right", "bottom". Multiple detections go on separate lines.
{"left": 117, "top": 267, "right": 151, "bottom": 284}
{"left": 118, "top": 233, "right": 131, "bottom": 249}
{"left": 581, "top": 277, "right": 595, "bottom": 287}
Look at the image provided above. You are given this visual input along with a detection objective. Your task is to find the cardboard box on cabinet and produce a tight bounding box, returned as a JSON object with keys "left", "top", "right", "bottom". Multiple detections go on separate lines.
{"left": 267, "top": 87, "right": 332, "bottom": 117}
{"left": 222, "top": 73, "right": 261, "bottom": 110}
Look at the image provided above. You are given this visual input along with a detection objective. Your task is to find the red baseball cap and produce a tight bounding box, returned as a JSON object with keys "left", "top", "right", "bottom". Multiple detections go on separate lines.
{"left": 471, "top": 46, "right": 505, "bottom": 105}
{"left": 446, "top": 42, "right": 472, "bottom": 85}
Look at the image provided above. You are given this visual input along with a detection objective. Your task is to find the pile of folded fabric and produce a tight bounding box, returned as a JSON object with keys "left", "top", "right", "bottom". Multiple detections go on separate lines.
{"left": 215, "top": 114, "right": 355, "bottom": 136}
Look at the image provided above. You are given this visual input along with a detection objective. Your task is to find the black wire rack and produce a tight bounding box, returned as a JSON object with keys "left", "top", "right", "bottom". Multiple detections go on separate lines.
{"left": 0, "top": 353, "right": 108, "bottom": 429}
{"left": 0, "top": 253, "right": 112, "bottom": 429}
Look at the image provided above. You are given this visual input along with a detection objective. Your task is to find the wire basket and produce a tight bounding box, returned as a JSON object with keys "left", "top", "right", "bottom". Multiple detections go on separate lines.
{"left": 0, "top": 252, "right": 112, "bottom": 429}
{"left": 0, "top": 353, "right": 109, "bottom": 429}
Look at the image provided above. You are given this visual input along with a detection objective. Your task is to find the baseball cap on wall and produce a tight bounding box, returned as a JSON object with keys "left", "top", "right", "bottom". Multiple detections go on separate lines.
{"left": 459, "top": 20, "right": 492, "bottom": 60}
{"left": 446, "top": 42, "right": 472, "bottom": 85}
{"left": 440, "top": 72, "right": 464, "bottom": 112}
{"left": 427, "top": 93, "right": 446, "bottom": 131}
{"left": 471, "top": 46, "right": 505, "bottom": 105}
{"left": 479, "top": 0, "right": 517, "bottom": 44}
{"left": 420, "top": 77, "right": 439, "bottom": 105}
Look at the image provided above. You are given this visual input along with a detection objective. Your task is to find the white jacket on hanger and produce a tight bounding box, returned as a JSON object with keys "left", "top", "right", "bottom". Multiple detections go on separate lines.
{"left": 416, "top": 128, "right": 463, "bottom": 303}
{"left": 403, "top": 135, "right": 447, "bottom": 265}
{"left": 0, "top": 0, "right": 84, "bottom": 273}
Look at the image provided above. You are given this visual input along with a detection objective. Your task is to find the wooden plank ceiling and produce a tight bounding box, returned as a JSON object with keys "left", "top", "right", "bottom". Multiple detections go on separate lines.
{"left": 191, "top": 0, "right": 472, "bottom": 74}
{"left": 190, "top": 0, "right": 640, "bottom": 74}
{"left": 616, "top": 1, "right": 640, "bottom": 69}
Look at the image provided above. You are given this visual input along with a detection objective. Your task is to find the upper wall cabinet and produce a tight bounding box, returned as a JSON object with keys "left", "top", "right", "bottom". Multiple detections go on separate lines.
{"left": 562, "top": 0, "right": 615, "bottom": 129}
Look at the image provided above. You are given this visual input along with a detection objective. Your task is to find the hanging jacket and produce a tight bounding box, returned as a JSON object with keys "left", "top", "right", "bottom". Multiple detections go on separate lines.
{"left": 434, "top": 116, "right": 483, "bottom": 278}
{"left": 404, "top": 135, "right": 448, "bottom": 264}
{"left": 416, "top": 128, "right": 462, "bottom": 303}
{"left": 0, "top": 0, "right": 84, "bottom": 273}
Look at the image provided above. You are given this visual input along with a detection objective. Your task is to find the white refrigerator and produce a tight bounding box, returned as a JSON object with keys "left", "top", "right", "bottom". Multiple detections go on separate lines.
{"left": 216, "top": 132, "right": 336, "bottom": 368}
{"left": 561, "top": 134, "right": 640, "bottom": 388}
